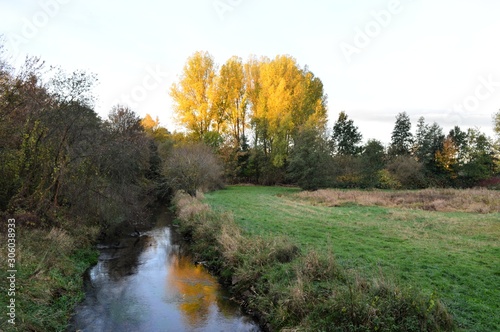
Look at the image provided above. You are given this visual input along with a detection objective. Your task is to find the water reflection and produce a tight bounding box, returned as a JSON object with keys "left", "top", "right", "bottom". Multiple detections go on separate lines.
{"left": 71, "top": 221, "right": 259, "bottom": 332}
{"left": 167, "top": 255, "right": 242, "bottom": 328}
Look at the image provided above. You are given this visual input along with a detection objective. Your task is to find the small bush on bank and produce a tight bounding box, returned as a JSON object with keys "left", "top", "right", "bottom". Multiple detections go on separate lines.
{"left": 173, "top": 191, "right": 455, "bottom": 331}
{"left": 164, "top": 143, "right": 224, "bottom": 196}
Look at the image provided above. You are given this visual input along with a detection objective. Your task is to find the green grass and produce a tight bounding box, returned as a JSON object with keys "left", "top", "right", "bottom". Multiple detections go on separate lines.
{"left": 204, "top": 185, "right": 500, "bottom": 332}
{"left": 0, "top": 226, "right": 99, "bottom": 332}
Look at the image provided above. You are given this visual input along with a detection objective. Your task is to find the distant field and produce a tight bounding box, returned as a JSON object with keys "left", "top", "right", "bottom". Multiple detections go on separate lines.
{"left": 204, "top": 185, "right": 500, "bottom": 332}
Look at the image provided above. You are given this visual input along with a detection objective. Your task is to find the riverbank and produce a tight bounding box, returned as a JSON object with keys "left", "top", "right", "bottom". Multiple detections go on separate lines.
{"left": 173, "top": 190, "right": 455, "bottom": 331}
{"left": 0, "top": 210, "right": 160, "bottom": 332}
{"left": 0, "top": 217, "right": 99, "bottom": 331}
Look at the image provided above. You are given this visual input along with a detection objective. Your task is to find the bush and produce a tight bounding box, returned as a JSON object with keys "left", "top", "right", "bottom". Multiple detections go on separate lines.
{"left": 164, "top": 143, "right": 224, "bottom": 196}
{"left": 477, "top": 176, "right": 500, "bottom": 190}
{"left": 387, "top": 156, "right": 428, "bottom": 189}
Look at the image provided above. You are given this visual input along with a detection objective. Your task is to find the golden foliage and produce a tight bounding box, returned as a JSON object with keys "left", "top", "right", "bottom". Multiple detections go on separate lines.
{"left": 170, "top": 52, "right": 328, "bottom": 158}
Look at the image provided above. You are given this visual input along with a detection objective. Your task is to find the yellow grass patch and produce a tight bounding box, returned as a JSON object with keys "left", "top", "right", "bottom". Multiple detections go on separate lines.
{"left": 293, "top": 188, "right": 500, "bottom": 213}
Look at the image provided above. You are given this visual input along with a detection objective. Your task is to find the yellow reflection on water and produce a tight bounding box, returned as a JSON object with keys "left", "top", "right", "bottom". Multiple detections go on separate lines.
{"left": 167, "top": 255, "right": 219, "bottom": 327}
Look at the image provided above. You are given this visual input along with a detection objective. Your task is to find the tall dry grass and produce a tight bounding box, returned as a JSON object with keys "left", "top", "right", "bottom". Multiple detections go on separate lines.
{"left": 294, "top": 188, "right": 500, "bottom": 213}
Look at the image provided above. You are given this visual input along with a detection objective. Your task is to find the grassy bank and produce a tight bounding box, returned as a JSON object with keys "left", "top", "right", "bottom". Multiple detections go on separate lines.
{"left": 0, "top": 220, "right": 99, "bottom": 332}
{"left": 174, "top": 190, "right": 455, "bottom": 331}
{"left": 202, "top": 186, "right": 499, "bottom": 332}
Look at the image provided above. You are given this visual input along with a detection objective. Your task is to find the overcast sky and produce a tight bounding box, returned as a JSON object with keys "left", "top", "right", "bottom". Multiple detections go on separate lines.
{"left": 1, "top": 0, "right": 499, "bottom": 144}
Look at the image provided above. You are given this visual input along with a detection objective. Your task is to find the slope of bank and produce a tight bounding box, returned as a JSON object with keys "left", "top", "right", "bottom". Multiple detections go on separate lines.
{"left": 0, "top": 217, "right": 99, "bottom": 332}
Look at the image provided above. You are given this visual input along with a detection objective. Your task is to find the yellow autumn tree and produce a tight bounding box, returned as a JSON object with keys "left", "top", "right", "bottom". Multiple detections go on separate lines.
{"left": 210, "top": 56, "right": 247, "bottom": 145}
{"left": 251, "top": 55, "right": 327, "bottom": 167}
{"left": 435, "top": 136, "right": 458, "bottom": 176}
{"left": 141, "top": 113, "right": 170, "bottom": 142}
{"left": 141, "top": 113, "right": 159, "bottom": 131}
{"left": 170, "top": 51, "right": 216, "bottom": 140}
{"left": 169, "top": 52, "right": 328, "bottom": 166}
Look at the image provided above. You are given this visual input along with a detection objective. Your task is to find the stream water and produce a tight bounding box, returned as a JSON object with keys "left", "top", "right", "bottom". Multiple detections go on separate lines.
{"left": 70, "top": 211, "right": 260, "bottom": 332}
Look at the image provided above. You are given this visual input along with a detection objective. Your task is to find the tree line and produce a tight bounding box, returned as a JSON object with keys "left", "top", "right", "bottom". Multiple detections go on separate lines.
{"left": 1, "top": 47, "right": 499, "bottom": 228}
{"left": 0, "top": 53, "right": 167, "bottom": 228}
{"left": 170, "top": 51, "right": 500, "bottom": 190}
{"left": 0, "top": 46, "right": 227, "bottom": 229}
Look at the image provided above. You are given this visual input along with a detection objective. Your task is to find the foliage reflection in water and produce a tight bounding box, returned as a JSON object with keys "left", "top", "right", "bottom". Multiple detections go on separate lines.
{"left": 71, "top": 225, "right": 259, "bottom": 332}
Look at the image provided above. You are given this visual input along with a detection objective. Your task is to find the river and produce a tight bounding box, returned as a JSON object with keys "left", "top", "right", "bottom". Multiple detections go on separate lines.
{"left": 70, "top": 211, "right": 260, "bottom": 332}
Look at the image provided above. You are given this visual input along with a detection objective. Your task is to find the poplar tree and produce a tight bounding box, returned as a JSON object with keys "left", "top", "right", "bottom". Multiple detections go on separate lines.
{"left": 211, "top": 56, "right": 247, "bottom": 146}
{"left": 170, "top": 51, "right": 216, "bottom": 140}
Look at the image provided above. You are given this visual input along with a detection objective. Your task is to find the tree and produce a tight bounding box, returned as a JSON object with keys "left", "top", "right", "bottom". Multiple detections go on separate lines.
{"left": 169, "top": 52, "right": 328, "bottom": 185}
{"left": 0, "top": 50, "right": 159, "bottom": 229}
{"left": 210, "top": 56, "right": 247, "bottom": 146}
{"left": 389, "top": 112, "right": 413, "bottom": 156}
{"left": 460, "top": 129, "right": 498, "bottom": 185}
{"left": 414, "top": 117, "right": 444, "bottom": 176}
{"left": 386, "top": 156, "right": 427, "bottom": 189}
{"left": 330, "top": 111, "right": 362, "bottom": 155}
{"left": 288, "top": 128, "right": 331, "bottom": 190}
{"left": 448, "top": 126, "right": 468, "bottom": 165}
{"left": 250, "top": 55, "right": 328, "bottom": 168}
{"left": 360, "top": 139, "right": 386, "bottom": 187}
{"left": 107, "top": 104, "right": 143, "bottom": 135}
{"left": 163, "top": 143, "right": 224, "bottom": 196}
{"left": 494, "top": 109, "right": 500, "bottom": 138}
{"left": 254, "top": 55, "right": 305, "bottom": 166}
{"left": 141, "top": 113, "right": 160, "bottom": 131}
{"left": 435, "top": 136, "right": 458, "bottom": 178}
{"left": 170, "top": 51, "right": 216, "bottom": 140}
{"left": 142, "top": 113, "right": 171, "bottom": 142}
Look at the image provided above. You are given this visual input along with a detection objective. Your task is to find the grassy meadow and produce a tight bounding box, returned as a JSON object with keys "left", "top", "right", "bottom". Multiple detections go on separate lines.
{"left": 203, "top": 186, "right": 500, "bottom": 332}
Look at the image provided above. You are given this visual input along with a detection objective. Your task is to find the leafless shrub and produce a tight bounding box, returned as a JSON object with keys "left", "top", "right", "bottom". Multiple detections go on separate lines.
{"left": 164, "top": 143, "right": 224, "bottom": 195}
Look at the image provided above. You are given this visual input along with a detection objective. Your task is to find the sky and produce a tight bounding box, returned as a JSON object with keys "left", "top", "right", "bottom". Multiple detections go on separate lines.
{"left": 1, "top": 0, "right": 499, "bottom": 144}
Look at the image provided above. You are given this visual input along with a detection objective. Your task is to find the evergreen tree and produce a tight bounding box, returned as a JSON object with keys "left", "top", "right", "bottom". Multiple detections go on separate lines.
{"left": 388, "top": 112, "right": 413, "bottom": 156}
{"left": 330, "top": 111, "right": 362, "bottom": 155}
{"left": 448, "top": 126, "right": 468, "bottom": 165}
{"left": 414, "top": 118, "right": 445, "bottom": 172}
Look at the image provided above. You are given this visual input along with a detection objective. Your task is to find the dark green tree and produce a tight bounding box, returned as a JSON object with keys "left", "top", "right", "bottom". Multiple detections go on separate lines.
{"left": 388, "top": 112, "right": 413, "bottom": 156}
{"left": 288, "top": 128, "right": 331, "bottom": 190}
{"left": 330, "top": 111, "right": 362, "bottom": 155}
{"left": 360, "top": 139, "right": 386, "bottom": 187}
{"left": 414, "top": 118, "right": 445, "bottom": 174}
{"left": 460, "top": 129, "right": 498, "bottom": 185}
{"left": 448, "top": 126, "right": 468, "bottom": 165}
